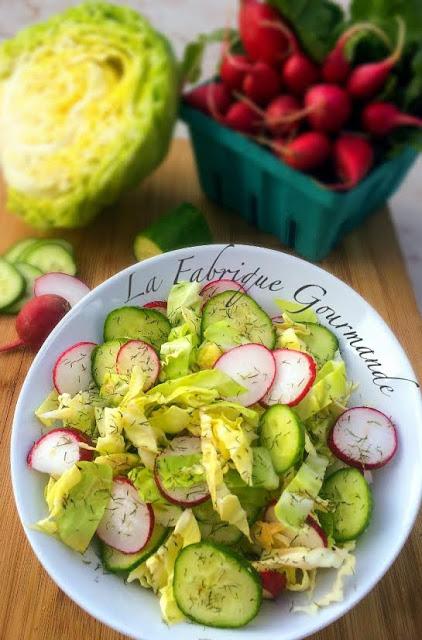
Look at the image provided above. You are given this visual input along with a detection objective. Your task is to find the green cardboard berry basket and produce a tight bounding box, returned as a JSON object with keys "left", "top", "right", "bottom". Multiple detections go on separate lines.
{"left": 180, "top": 103, "right": 417, "bottom": 262}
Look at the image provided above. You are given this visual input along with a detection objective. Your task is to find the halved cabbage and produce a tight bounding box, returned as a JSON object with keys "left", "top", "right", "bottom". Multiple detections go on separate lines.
{"left": 0, "top": 2, "right": 179, "bottom": 228}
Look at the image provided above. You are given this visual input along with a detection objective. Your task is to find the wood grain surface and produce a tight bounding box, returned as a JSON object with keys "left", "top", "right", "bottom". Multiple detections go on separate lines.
{"left": 0, "top": 139, "right": 420, "bottom": 640}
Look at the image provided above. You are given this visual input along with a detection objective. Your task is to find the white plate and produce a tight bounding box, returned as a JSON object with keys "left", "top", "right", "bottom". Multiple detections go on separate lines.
{"left": 11, "top": 244, "right": 422, "bottom": 640}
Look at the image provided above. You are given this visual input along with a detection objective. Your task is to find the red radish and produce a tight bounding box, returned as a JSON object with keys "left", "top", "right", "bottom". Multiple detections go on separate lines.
{"left": 330, "top": 134, "right": 374, "bottom": 190}
{"left": 225, "top": 101, "right": 260, "bottom": 134}
{"left": 34, "top": 273, "right": 90, "bottom": 308}
{"left": 267, "top": 84, "right": 351, "bottom": 133}
{"left": 143, "top": 300, "right": 167, "bottom": 315}
{"left": 265, "top": 132, "right": 331, "bottom": 172}
{"left": 305, "top": 84, "right": 351, "bottom": 132}
{"left": 260, "top": 570, "right": 286, "bottom": 599}
{"left": 328, "top": 406, "right": 398, "bottom": 470}
{"left": 262, "top": 348, "right": 316, "bottom": 407}
{"left": 116, "top": 339, "right": 160, "bottom": 388}
{"left": 242, "top": 62, "right": 281, "bottom": 105}
{"left": 96, "top": 477, "right": 154, "bottom": 554}
{"left": 239, "top": 0, "right": 297, "bottom": 65}
{"left": 282, "top": 53, "right": 320, "bottom": 96}
{"left": 323, "top": 22, "right": 392, "bottom": 84}
{"left": 184, "top": 82, "right": 232, "bottom": 121}
{"left": 265, "top": 95, "right": 301, "bottom": 137}
{"left": 289, "top": 516, "right": 328, "bottom": 549}
{"left": 200, "top": 279, "right": 245, "bottom": 304}
{"left": 362, "top": 102, "right": 422, "bottom": 137}
{"left": 221, "top": 53, "right": 251, "bottom": 91}
{"left": 27, "top": 428, "right": 93, "bottom": 478}
{"left": 53, "top": 341, "right": 97, "bottom": 395}
{"left": 348, "top": 17, "right": 405, "bottom": 100}
{"left": 264, "top": 503, "right": 328, "bottom": 548}
{"left": 0, "top": 294, "right": 70, "bottom": 353}
{"left": 214, "top": 343, "right": 276, "bottom": 406}
{"left": 154, "top": 436, "right": 210, "bottom": 507}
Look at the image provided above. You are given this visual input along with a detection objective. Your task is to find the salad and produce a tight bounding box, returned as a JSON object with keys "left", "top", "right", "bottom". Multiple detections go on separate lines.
{"left": 28, "top": 279, "right": 398, "bottom": 628}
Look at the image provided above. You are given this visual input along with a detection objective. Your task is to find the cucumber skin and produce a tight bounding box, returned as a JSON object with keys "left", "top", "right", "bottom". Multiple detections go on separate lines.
{"left": 201, "top": 291, "right": 276, "bottom": 350}
{"left": 22, "top": 242, "right": 76, "bottom": 275}
{"left": 134, "top": 202, "right": 212, "bottom": 259}
{"left": 0, "top": 258, "right": 26, "bottom": 311}
{"left": 301, "top": 322, "right": 339, "bottom": 368}
{"left": 174, "top": 541, "right": 262, "bottom": 628}
{"left": 101, "top": 526, "right": 169, "bottom": 574}
{"left": 91, "top": 340, "right": 125, "bottom": 387}
{"left": 259, "top": 405, "right": 305, "bottom": 473}
{"left": 322, "top": 468, "right": 373, "bottom": 543}
{"left": 103, "top": 306, "right": 170, "bottom": 351}
{"left": 3, "top": 238, "right": 38, "bottom": 263}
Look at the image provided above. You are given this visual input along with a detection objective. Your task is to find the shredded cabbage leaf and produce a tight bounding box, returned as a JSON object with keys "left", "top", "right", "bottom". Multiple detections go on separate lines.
{"left": 128, "top": 509, "right": 201, "bottom": 624}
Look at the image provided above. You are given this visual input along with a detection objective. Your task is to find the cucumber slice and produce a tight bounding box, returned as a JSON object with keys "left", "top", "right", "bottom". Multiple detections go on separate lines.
{"left": 91, "top": 340, "right": 126, "bottom": 387}
{"left": 103, "top": 307, "right": 170, "bottom": 351}
{"left": 4, "top": 238, "right": 38, "bottom": 263}
{"left": 22, "top": 242, "right": 76, "bottom": 275}
{"left": 321, "top": 468, "right": 372, "bottom": 542}
{"left": 260, "top": 405, "right": 305, "bottom": 473}
{"left": 101, "top": 523, "right": 168, "bottom": 573}
{"left": 301, "top": 323, "right": 339, "bottom": 368}
{"left": 202, "top": 291, "right": 275, "bottom": 350}
{"left": 199, "top": 521, "right": 243, "bottom": 545}
{"left": 0, "top": 258, "right": 25, "bottom": 310}
{"left": 134, "top": 203, "right": 212, "bottom": 261}
{"left": 174, "top": 542, "right": 262, "bottom": 628}
{"left": 3, "top": 262, "right": 43, "bottom": 313}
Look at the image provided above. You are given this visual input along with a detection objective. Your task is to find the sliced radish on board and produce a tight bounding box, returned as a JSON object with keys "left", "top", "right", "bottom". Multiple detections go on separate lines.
{"left": 53, "top": 341, "right": 97, "bottom": 395}
{"left": 34, "top": 273, "right": 90, "bottom": 308}
{"left": 200, "top": 279, "right": 245, "bottom": 304}
{"left": 214, "top": 343, "right": 276, "bottom": 406}
{"left": 27, "top": 428, "right": 93, "bottom": 477}
{"left": 262, "top": 348, "right": 316, "bottom": 407}
{"left": 264, "top": 502, "right": 327, "bottom": 548}
{"left": 143, "top": 301, "right": 167, "bottom": 315}
{"left": 260, "top": 570, "right": 287, "bottom": 599}
{"left": 329, "top": 407, "right": 398, "bottom": 470}
{"left": 154, "top": 436, "right": 210, "bottom": 507}
{"left": 116, "top": 340, "right": 160, "bottom": 389}
{"left": 96, "top": 477, "right": 154, "bottom": 554}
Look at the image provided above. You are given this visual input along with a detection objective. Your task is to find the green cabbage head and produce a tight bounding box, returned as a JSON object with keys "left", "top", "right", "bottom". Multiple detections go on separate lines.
{"left": 0, "top": 1, "right": 179, "bottom": 228}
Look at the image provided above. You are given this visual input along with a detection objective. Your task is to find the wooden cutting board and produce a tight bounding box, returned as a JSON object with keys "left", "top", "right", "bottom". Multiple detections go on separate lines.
{"left": 0, "top": 139, "right": 420, "bottom": 640}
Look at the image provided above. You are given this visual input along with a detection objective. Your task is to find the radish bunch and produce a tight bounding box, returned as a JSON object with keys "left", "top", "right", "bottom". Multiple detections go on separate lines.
{"left": 184, "top": 1, "right": 421, "bottom": 190}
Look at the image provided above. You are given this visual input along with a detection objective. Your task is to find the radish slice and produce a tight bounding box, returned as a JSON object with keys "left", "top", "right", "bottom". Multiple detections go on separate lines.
{"left": 200, "top": 279, "right": 245, "bottom": 304}
{"left": 260, "top": 570, "right": 286, "bottom": 599}
{"left": 291, "top": 516, "right": 328, "bottom": 548}
{"left": 329, "top": 407, "right": 398, "bottom": 470}
{"left": 116, "top": 340, "right": 160, "bottom": 389}
{"left": 154, "top": 436, "right": 210, "bottom": 507}
{"left": 27, "top": 428, "right": 93, "bottom": 477}
{"left": 264, "top": 502, "right": 327, "bottom": 548}
{"left": 143, "top": 300, "right": 167, "bottom": 315}
{"left": 96, "top": 477, "right": 154, "bottom": 554}
{"left": 53, "top": 341, "right": 97, "bottom": 395}
{"left": 214, "top": 344, "right": 276, "bottom": 406}
{"left": 34, "top": 273, "right": 90, "bottom": 308}
{"left": 272, "top": 315, "right": 284, "bottom": 323}
{"left": 262, "top": 348, "right": 316, "bottom": 407}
